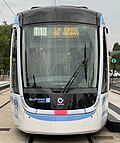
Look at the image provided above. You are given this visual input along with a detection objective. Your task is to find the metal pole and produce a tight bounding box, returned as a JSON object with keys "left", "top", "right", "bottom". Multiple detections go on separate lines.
{"left": 53, "top": 0, "right": 56, "bottom": 6}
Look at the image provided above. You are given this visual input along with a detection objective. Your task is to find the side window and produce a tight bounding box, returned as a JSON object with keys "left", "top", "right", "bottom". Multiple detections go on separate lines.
{"left": 11, "top": 28, "right": 19, "bottom": 93}
{"left": 102, "top": 27, "right": 108, "bottom": 93}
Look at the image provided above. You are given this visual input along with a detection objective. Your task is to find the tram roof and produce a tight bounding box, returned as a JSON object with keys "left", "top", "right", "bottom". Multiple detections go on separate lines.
{"left": 15, "top": 6, "right": 103, "bottom": 26}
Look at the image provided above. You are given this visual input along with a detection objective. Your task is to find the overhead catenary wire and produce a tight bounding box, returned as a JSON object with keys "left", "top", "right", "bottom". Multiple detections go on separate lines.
{"left": 0, "top": 9, "right": 5, "bottom": 21}
{"left": 2, "top": 0, "right": 15, "bottom": 16}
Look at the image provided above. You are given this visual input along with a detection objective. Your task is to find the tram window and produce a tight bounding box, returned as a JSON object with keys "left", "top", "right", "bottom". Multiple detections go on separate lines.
{"left": 22, "top": 24, "right": 98, "bottom": 88}
{"left": 102, "top": 28, "right": 108, "bottom": 93}
{"left": 11, "top": 28, "right": 19, "bottom": 93}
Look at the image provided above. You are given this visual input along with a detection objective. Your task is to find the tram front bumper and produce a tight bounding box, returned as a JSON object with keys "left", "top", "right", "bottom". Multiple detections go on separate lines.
{"left": 18, "top": 111, "right": 105, "bottom": 135}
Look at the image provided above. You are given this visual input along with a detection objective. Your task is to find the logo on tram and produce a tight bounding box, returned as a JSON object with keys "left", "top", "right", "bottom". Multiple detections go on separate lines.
{"left": 57, "top": 97, "right": 64, "bottom": 105}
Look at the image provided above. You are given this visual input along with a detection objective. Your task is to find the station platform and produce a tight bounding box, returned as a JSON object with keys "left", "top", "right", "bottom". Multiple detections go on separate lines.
{"left": 106, "top": 89, "right": 120, "bottom": 132}
{"left": 0, "top": 81, "right": 10, "bottom": 90}
{"left": 0, "top": 81, "right": 10, "bottom": 85}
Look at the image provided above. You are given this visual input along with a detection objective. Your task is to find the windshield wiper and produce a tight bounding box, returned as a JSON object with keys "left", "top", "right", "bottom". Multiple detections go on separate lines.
{"left": 61, "top": 58, "right": 89, "bottom": 93}
{"left": 32, "top": 74, "right": 37, "bottom": 87}
{"left": 61, "top": 44, "right": 89, "bottom": 93}
{"left": 26, "top": 73, "right": 30, "bottom": 87}
{"left": 84, "top": 43, "right": 88, "bottom": 82}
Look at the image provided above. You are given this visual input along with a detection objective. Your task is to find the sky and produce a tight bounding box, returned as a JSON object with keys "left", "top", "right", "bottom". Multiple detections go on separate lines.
{"left": 0, "top": 0, "right": 120, "bottom": 50}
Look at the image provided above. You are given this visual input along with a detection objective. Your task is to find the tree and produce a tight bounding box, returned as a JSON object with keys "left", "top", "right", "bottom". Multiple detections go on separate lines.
{"left": 0, "top": 24, "right": 12, "bottom": 74}
{"left": 112, "top": 42, "right": 120, "bottom": 72}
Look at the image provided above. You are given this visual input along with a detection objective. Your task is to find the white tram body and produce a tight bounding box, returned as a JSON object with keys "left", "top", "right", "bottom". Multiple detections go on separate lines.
{"left": 10, "top": 6, "right": 109, "bottom": 135}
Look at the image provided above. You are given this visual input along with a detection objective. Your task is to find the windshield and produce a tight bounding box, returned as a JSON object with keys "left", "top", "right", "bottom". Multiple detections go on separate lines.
{"left": 22, "top": 24, "right": 98, "bottom": 89}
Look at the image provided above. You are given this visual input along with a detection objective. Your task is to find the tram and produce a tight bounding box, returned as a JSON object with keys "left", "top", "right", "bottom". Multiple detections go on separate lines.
{"left": 10, "top": 6, "right": 109, "bottom": 134}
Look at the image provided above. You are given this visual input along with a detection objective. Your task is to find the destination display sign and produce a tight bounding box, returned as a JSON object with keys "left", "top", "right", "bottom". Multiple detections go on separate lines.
{"left": 34, "top": 27, "right": 80, "bottom": 37}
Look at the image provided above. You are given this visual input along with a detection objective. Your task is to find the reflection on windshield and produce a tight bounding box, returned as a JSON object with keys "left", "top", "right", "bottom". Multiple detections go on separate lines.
{"left": 62, "top": 44, "right": 89, "bottom": 93}
{"left": 22, "top": 24, "right": 98, "bottom": 89}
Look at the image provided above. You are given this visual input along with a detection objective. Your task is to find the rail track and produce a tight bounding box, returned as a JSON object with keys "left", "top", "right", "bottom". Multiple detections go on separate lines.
{"left": 0, "top": 85, "right": 10, "bottom": 109}
{"left": 27, "top": 134, "right": 93, "bottom": 143}
{"left": 0, "top": 99, "right": 10, "bottom": 109}
{"left": 26, "top": 131, "right": 119, "bottom": 143}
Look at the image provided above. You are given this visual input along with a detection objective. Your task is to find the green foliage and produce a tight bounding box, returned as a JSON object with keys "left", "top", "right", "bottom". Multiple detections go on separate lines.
{"left": 0, "top": 24, "right": 12, "bottom": 74}
{"left": 112, "top": 42, "right": 120, "bottom": 72}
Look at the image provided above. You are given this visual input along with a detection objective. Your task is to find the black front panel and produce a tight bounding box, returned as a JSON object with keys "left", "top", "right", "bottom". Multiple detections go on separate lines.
{"left": 24, "top": 88, "right": 97, "bottom": 110}
{"left": 18, "top": 6, "right": 101, "bottom": 26}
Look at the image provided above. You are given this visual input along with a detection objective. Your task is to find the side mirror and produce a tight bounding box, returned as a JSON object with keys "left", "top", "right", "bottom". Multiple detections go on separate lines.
{"left": 106, "top": 28, "right": 108, "bottom": 34}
